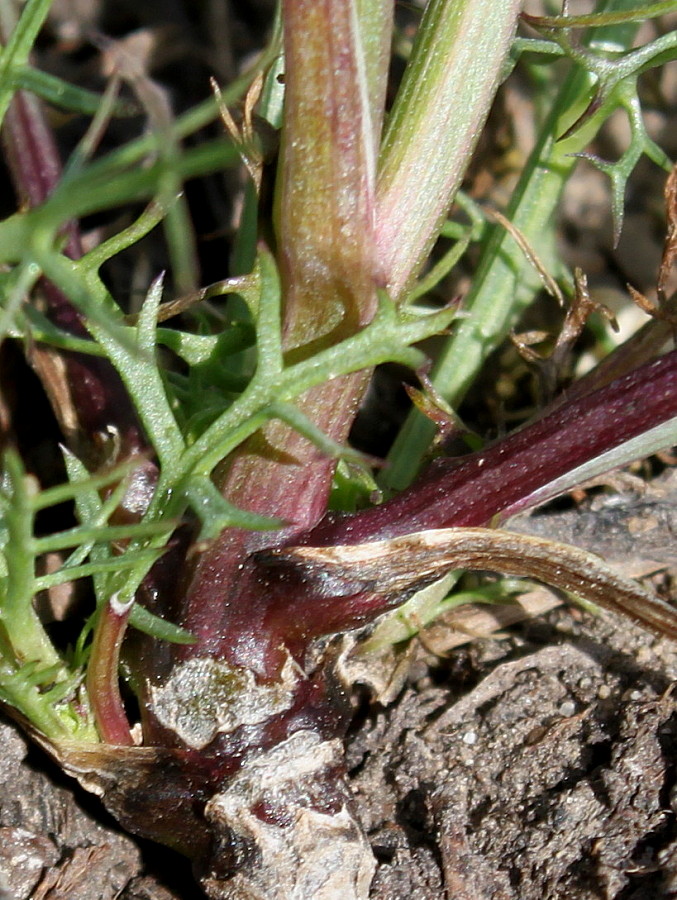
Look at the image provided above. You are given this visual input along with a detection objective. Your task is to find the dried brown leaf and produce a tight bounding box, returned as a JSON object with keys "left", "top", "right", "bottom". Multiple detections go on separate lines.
{"left": 489, "top": 208, "right": 564, "bottom": 305}
{"left": 658, "top": 162, "right": 677, "bottom": 305}
{"left": 404, "top": 373, "right": 467, "bottom": 445}
{"left": 515, "top": 268, "right": 617, "bottom": 400}
{"left": 275, "top": 527, "right": 677, "bottom": 641}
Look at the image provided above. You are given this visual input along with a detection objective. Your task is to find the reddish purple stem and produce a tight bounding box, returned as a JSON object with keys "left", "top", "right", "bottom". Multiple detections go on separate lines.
{"left": 2, "top": 85, "right": 149, "bottom": 465}
{"left": 307, "top": 347, "right": 677, "bottom": 545}
{"left": 86, "top": 596, "right": 134, "bottom": 745}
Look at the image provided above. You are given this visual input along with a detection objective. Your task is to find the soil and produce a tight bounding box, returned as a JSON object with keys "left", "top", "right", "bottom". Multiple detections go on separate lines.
{"left": 351, "top": 607, "right": 677, "bottom": 900}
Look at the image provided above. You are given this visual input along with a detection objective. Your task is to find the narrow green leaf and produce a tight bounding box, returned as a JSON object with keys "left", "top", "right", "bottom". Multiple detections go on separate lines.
{"left": 0, "top": 0, "right": 53, "bottom": 129}
{"left": 376, "top": 0, "right": 521, "bottom": 300}
{"left": 0, "top": 450, "right": 62, "bottom": 670}
{"left": 13, "top": 65, "right": 136, "bottom": 115}
{"left": 128, "top": 605, "right": 196, "bottom": 644}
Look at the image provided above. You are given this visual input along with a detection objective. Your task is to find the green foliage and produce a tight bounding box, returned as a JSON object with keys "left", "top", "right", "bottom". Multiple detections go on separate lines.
{"left": 0, "top": 0, "right": 674, "bottom": 743}
{"left": 525, "top": 5, "right": 675, "bottom": 237}
{"left": 0, "top": 452, "right": 123, "bottom": 740}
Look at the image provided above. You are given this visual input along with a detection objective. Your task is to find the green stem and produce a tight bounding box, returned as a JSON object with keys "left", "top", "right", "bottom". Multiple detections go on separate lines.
{"left": 524, "top": 0, "right": 677, "bottom": 28}
{"left": 0, "top": 0, "right": 53, "bottom": 129}
{"left": 1, "top": 452, "right": 62, "bottom": 669}
{"left": 375, "top": 0, "right": 521, "bottom": 300}
{"left": 0, "top": 667, "right": 83, "bottom": 742}
{"left": 383, "top": 0, "right": 646, "bottom": 491}
{"left": 356, "top": 0, "right": 393, "bottom": 151}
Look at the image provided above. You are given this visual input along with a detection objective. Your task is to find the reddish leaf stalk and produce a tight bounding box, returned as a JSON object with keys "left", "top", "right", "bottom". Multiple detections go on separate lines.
{"left": 309, "top": 347, "right": 677, "bottom": 546}
{"left": 1, "top": 78, "right": 149, "bottom": 467}
{"left": 86, "top": 594, "right": 134, "bottom": 745}
{"left": 145, "top": 347, "right": 677, "bottom": 695}
{"left": 124, "top": 347, "right": 677, "bottom": 896}
{"left": 2, "top": 86, "right": 66, "bottom": 214}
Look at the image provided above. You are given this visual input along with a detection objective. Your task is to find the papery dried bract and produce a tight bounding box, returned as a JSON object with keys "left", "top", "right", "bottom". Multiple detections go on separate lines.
{"left": 270, "top": 527, "right": 677, "bottom": 641}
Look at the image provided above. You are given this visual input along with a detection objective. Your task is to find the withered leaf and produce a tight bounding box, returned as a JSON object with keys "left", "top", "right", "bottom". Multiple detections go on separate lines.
{"left": 272, "top": 528, "right": 677, "bottom": 641}
{"left": 658, "top": 162, "right": 677, "bottom": 305}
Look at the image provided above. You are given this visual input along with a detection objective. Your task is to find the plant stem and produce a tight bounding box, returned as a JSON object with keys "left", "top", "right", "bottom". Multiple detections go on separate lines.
{"left": 375, "top": 0, "right": 521, "bottom": 300}
{"left": 383, "top": 0, "right": 647, "bottom": 490}
{"left": 311, "top": 348, "right": 677, "bottom": 545}
{"left": 126, "top": 0, "right": 384, "bottom": 686}
{"left": 86, "top": 595, "right": 134, "bottom": 745}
